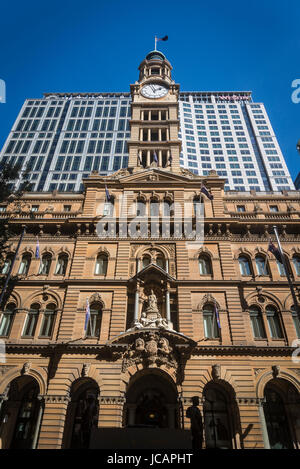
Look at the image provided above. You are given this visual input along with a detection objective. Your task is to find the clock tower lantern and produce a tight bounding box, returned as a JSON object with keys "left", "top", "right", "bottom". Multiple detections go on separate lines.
{"left": 128, "top": 50, "right": 181, "bottom": 172}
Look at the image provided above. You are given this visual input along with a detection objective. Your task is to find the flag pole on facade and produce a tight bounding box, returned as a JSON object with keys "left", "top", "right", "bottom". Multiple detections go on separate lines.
{"left": 0, "top": 225, "right": 27, "bottom": 308}
{"left": 273, "top": 226, "right": 300, "bottom": 317}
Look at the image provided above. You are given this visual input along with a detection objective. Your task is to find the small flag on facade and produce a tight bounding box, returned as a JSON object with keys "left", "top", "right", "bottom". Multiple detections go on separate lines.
{"left": 105, "top": 185, "right": 110, "bottom": 201}
{"left": 214, "top": 303, "right": 221, "bottom": 329}
{"left": 84, "top": 298, "right": 91, "bottom": 332}
{"left": 268, "top": 239, "right": 283, "bottom": 264}
{"left": 200, "top": 184, "right": 214, "bottom": 200}
{"left": 35, "top": 237, "right": 40, "bottom": 259}
{"left": 157, "top": 35, "right": 168, "bottom": 42}
{"left": 153, "top": 151, "right": 158, "bottom": 163}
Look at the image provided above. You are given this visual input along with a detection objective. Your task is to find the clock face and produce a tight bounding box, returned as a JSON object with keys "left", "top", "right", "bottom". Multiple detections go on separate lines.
{"left": 141, "top": 84, "right": 168, "bottom": 99}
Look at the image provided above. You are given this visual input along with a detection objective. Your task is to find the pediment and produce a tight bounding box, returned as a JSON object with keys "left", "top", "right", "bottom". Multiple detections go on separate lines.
{"left": 107, "top": 167, "right": 200, "bottom": 184}
{"left": 130, "top": 262, "right": 176, "bottom": 282}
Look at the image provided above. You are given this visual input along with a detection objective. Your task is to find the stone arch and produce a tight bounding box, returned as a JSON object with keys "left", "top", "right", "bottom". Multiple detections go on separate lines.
{"left": 195, "top": 246, "right": 214, "bottom": 260}
{"left": 88, "top": 292, "right": 105, "bottom": 309}
{"left": 121, "top": 364, "right": 179, "bottom": 394}
{"left": 135, "top": 244, "right": 171, "bottom": 261}
{"left": 94, "top": 246, "right": 110, "bottom": 258}
{"left": 202, "top": 378, "right": 242, "bottom": 449}
{"left": 256, "top": 369, "right": 300, "bottom": 399}
{"left": 62, "top": 376, "right": 100, "bottom": 449}
{"left": 22, "top": 288, "right": 63, "bottom": 310}
{"left": 3, "top": 291, "right": 21, "bottom": 309}
{"left": 283, "top": 293, "right": 298, "bottom": 310}
{"left": 197, "top": 293, "right": 221, "bottom": 311}
{"left": 235, "top": 247, "right": 254, "bottom": 260}
{"left": 0, "top": 365, "right": 47, "bottom": 395}
{"left": 244, "top": 290, "right": 283, "bottom": 311}
{"left": 19, "top": 246, "right": 35, "bottom": 257}
{"left": 122, "top": 367, "right": 180, "bottom": 429}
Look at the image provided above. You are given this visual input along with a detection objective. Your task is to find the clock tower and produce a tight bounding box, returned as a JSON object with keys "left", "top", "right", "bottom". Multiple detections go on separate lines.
{"left": 128, "top": 50, "right": 181, "bottom": 173}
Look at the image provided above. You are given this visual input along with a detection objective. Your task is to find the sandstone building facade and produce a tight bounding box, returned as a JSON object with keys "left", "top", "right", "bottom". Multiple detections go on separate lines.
{"left": 0, "top": 50, "right": 299, "bottom": 450}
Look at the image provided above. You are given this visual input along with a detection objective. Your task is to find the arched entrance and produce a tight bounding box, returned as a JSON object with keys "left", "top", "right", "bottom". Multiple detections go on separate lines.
{"left": 0, "top": 376, "right": 43, "bottom": 449}
{"left": 62, "top": 378, "right": 99, "bottom": 449}
{"left": 124, "top": 370, "right": 179, "bottom": 429}
{"left": 203, "top": 382, "right": 241, "bottom": 449}
{"left": 263, "top": 379, "right": 300, "bottom": 449}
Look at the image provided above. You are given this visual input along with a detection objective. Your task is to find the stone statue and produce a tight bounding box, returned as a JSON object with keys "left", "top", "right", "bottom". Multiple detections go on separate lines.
{"left": 146, "top": 290, "right": 158, "bottom": 313}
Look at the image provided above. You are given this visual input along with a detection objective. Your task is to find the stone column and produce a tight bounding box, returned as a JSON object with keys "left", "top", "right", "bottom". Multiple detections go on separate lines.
{"left": 166, "top": 289, "right": 171, "bottom": 323}
{"left": 147, "top": 150, "right": 151, "bottom": 167}
{"left": 165, "top": 259, "right": 169, "bottom": 273}
{"left": 166, "top": 405, "right": 175, "bottom": 429}
{"left": 258, "top": 398, "right": 270, "bottom": 449}
{"left": 37, "top": 395, "right": 70, "bottom": 449}
{"left": 127, "top": 404, "right": 136, "bottom": 426}
{"left": 148, "top": 128, "right": 151, "bottom": 142}
{"left": 158, "top": 128, "right": 162, "bottom": 141}
{"left": 158, "top": 150, "right": 162, "bottom": 167}
{"left": 31, "top": 395, "right": 44, "bottom": 449}
{"left": 134, "top": 286, "right": 139, "bottom": 322}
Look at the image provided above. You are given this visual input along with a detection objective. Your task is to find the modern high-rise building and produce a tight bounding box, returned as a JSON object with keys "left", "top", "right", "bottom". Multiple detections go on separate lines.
{"left": 0, "top": 50, "right": 295, "bottom": 193}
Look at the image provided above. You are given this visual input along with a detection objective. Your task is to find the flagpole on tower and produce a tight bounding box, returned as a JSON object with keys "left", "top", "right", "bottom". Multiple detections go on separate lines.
{"left": 273, "top": 225, "right": 300, "bottom": 316}
{"left": 154, "top": 36, "right": 157, "bottom": 51}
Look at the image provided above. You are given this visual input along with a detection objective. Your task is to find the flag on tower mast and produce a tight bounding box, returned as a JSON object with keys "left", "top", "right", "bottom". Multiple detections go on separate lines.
{"left": 155, "top": 35, "right": 168, "bottom": 50}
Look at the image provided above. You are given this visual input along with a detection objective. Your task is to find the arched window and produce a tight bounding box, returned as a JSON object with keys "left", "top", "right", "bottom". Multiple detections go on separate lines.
{"left": 203, "top": 304, "right": 220, "bottom": 339}
{"left": 276, "top": 255, "right": 292, "bottom": 277}
{"left": 95, "top": 254, "right": 108, "bottom": 275}
{"left": 163, "top": 200, "right": 172, "bottom": 217}
{"left": 238, "top": 255, "right": 252, "bottom": 276}
{"left": 39, "top": 303, "right": 56, "bottom": 337}
{"left": 142, "top": 255, "right": 151, "bottom": 269}
{"left": 0, "top": 302, "right": 16, "bottom": 337}
{"left": 1, "top": 254, "right": 14, "bottom": 274}
{"left": 38, "top": 253, "right": 52, "bottom": 275}
{"left": 193, "top": 196, "right": 202, "bottom": 217}
{"left": 198, "top": 255, "right": 212, "bottom": 275}
{"left": 292, "top": 255, "right": 300, "bottom": 276}
{"left": 18, "top": 254, "right": 32, "bottom": 276}
{"left": 156, "top": 255, "right": 165, "bottom": 270}
{"left": 291, "top": 305, "right": 300, "bottom": 338}
{"left": 255, "top": 255, "right": 268, "bottom": 276}
{"left": 86, "top": 303, "right": 102, "bottom": 337}
{"left": 266, "top": 305, "right": 284, "bottom": 339}
{"left": 23, "top": 303, "right": 40, "bottom": 337}
{"left": 249, "top": 305, "right": 266, "bottom": 339}
{"left": 55, "top": 253, "right": 68, "bottom": 275}
{"left": 136, "top": 199, "right": 146, "bottom": 217}
{"left": 150, "top": 199, "right": 159, "bottom": 217}
{"left": 203, "top": 386, "right": 232, "bottom": 449}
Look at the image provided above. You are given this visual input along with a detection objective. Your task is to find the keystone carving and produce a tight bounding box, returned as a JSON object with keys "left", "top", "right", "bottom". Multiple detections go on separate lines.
{"left": 21, "top": 362, "right": 31, "bottom": 375}
{"left": 212, "top": 364, "right": 221, "bottom": 380}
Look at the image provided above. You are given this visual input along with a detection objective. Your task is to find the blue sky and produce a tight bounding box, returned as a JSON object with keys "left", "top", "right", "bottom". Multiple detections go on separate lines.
{"left": 0, "top": 0, "right": 299, "bottom": 180}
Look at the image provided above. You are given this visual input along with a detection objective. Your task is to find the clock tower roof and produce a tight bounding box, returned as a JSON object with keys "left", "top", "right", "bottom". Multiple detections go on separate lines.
{"left": 145, "top": 50, "right": 166, "bottom": 61}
